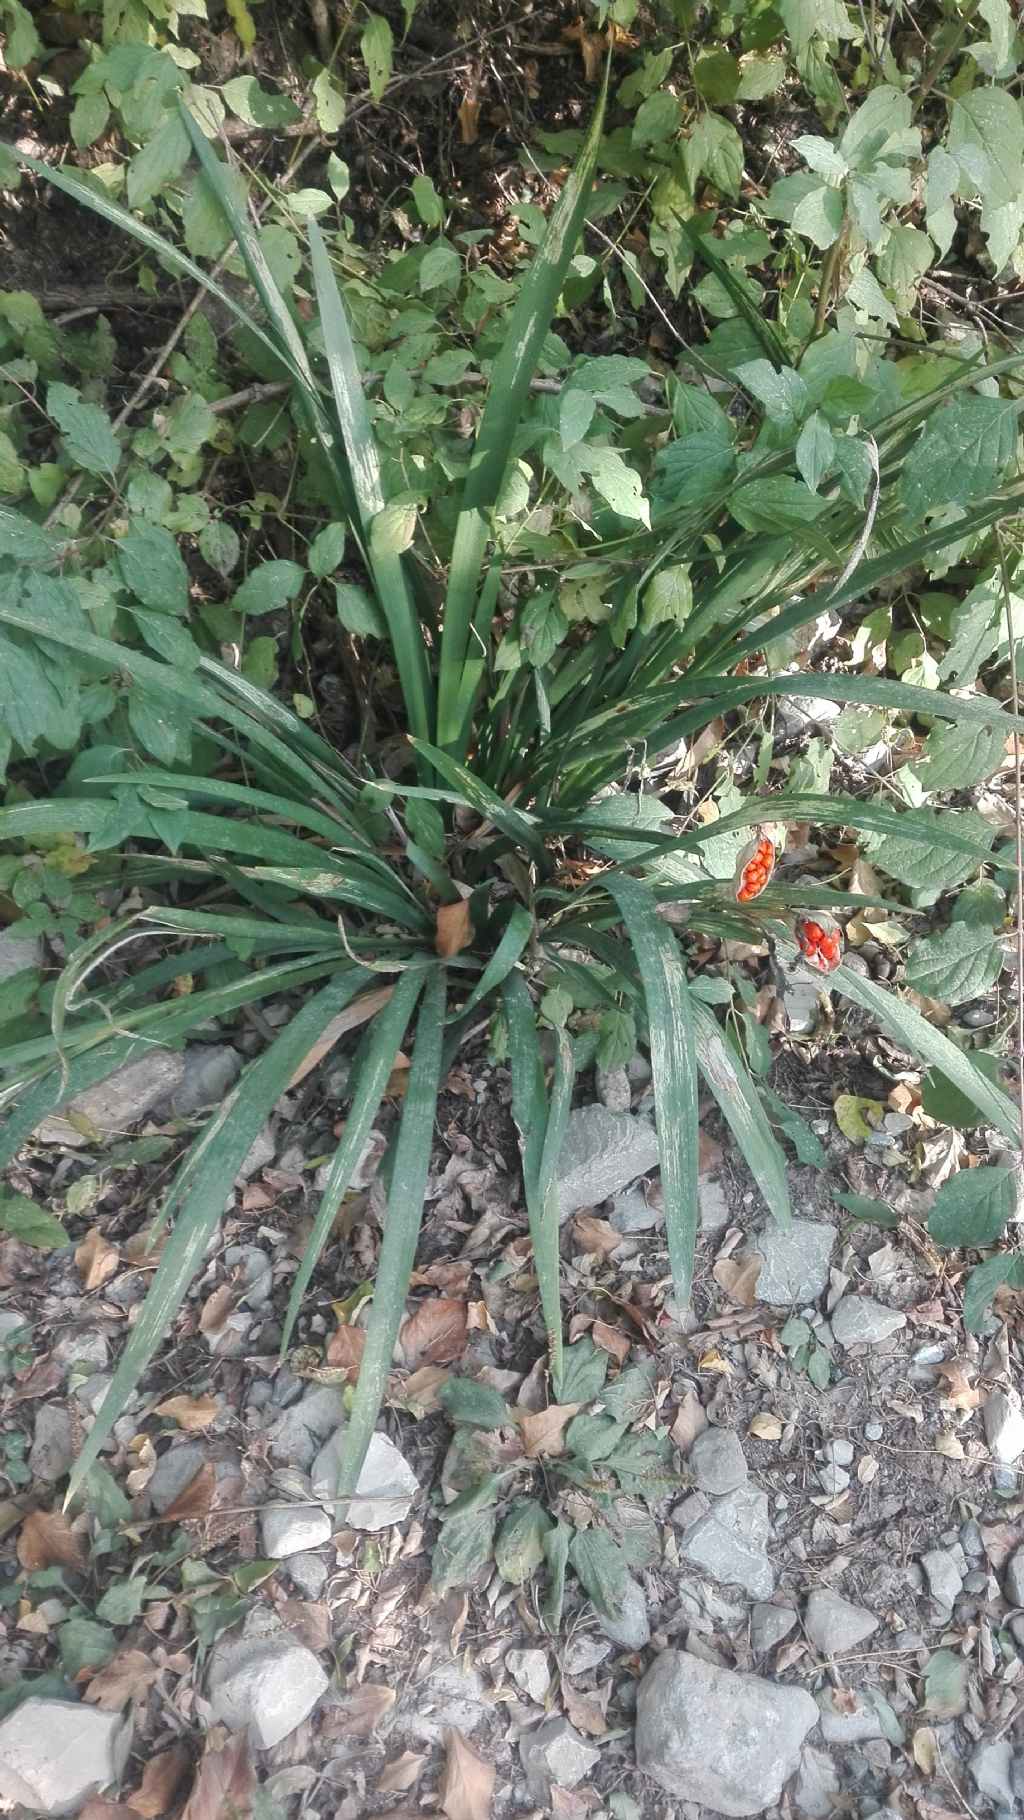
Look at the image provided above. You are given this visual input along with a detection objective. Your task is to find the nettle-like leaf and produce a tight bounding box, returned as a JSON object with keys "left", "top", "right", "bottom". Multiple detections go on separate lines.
{"left": 947, "top": 86, "right": 1024, "bottom": 270}
{"left": 914, "top": 722, "right": 1006, "bottom": 795}
{"left": 905, "top": 922, "right": 1004, "bottom": 1007}
{"left": 900, "top": 394, "right": 1022, "bottom": 523}
{"left": 928, "top": 1167, "right": 1016, "bottom": 1249}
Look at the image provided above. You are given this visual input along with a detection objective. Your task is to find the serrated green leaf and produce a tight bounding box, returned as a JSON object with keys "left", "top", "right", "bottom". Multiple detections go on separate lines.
{"left": 126, "top": 109, "right": 191, "bottom": 210}
{"left": 198, "top": 521, "right": 240, "bottom": 578}
{"left": 431, "top": 1505, "right": 496, "bottom": 1592}
{"left": 963, "top": 1253, "right": 1024, "bottom": 1333}
{"left": 928, "top": 1166, "right": 1016, "bottom": 1249}
{"left": 495, "top": 1497, "right": 553, "bottom": 1585}
{"left": 795, "top": 411, "right": 835, "bottom": 492}
{"left": 900, "top": 395, "right": 1021, "bottom": 523}
{"left": 58, "top": 1618, "right": 115, "bottom": 1678}
{"left": 916, "top": 721, "right": 1006, "bottom": 795}
{"left": 906, "top": 923, "right": 1003, "bottom": 1007}
{"left": 642, "top": 563, "right": 693, "bottom": 631}
{"left": 117, "top": 520, "right": 188, "bottom": 616}
{"left": 553, "top": 1335, "right": 609, "bottom": 1405}
{"left": 231, "top": 560, "right": 304, "bottom": 617}
{"left": 334, "top": 581, "right": 385, "bottom": 638}
{"left": 0, "top": 1193, "right": 69, "bottom": 1250}
{"left": 440, "top": 1377, "right": 511, "bottom": 1430}
{"left": 569, "top": 1527, "right": 629, "bottom": 1619}
{"left": 48, "top": 383, "right": 120, "bottom": 478}
{"left": 307, "top": 522, "right": 346, "bottom": 578}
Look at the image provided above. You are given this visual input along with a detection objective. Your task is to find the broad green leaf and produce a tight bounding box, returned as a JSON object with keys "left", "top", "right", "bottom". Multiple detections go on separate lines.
{"left": 632, "top": 92, "right": 682, "bottom": 149}
{"left": 58, "top": 1618, "right": 115, "bottom": 1679}
{"left": 915, "top": 722, "right": 1006, "bottom": 795}
{"left": 432, "top": 1506, "right": 496, "bottom": 1592}
{"left": 335, "top": 581, "right": 385, "bottom": 638}
{"left": 684, "top": 113, "right": 744, "bottom": 196}
{"left": 117, "top": 520, "right": 188, "bottom": 616}
{"left": 553, "top": 1335, "right": 609, "bottom": 1405}
{"left": 871, "top": 809, "right": 993, "bottom": 894}
{"left": 795, "top": 412, "right": 835, "bottom": 492}
{"left": 494, "top": 1498, "right": 553, "bottom": 1584}
{"left": 541, "top": 1519, "right": 571, "bottom": 1633}
{"left": 440, "top": 1378, "right": 511, "bottom": 1430}
{"left": 832, "top": 1190, "right": 899, "bottom": 1229}
{"left": 922, "top": 1052, "right": 1005, "bottom": 1129}
{"left": 928, "top": 1167, "right": 1016, "bottom": 1249}
{"left": 412, "top": 173, "right": 444, "bottom": 227}
{"left": 906, "top": 923, "right": 1003, "bottom": 1006}
{"left": 361, "top": 13, "right": 393, "bottom": 100}
{"left": 308, "top": 522, "right": 346, "bottom": 578}
{"left": 48, "top": 383, "right": 120, "bottom": 478}
{"left": 900, "top": 395, "right": 1021, "bottom": 523}
{"left": 312, "top": 68, "right": 345, "bottom": 133}
{"left": 643, "top": 564, "right": 693, "bottom": 631}
{"left": 923, "top": 1648, "right": 969, "bottom": 1718}
{"left": 126, "top": 109, "right": 190, "bottom": 210}
{"left": 694, "top": 48, "right": 740, "bottom": 101}
{"left": 580, "top": 447, "right": 650, "bottom": 526}
{"left": 569, "top": 1527, "right": 629, "bottom": 1619}
{"left": 222, "top": 76, "right": 301, "bottom": 127}
{"left": 199, "top": 521, "right": 240, "bottom": 577}
{"left": 0, "top": 1193, "right": 69, "bottom": 1250}
{"left": 231, "top": 560, "right": 304, "bottom": 617}
{"left": 963, "top": 1253, "right": 1024, "bottom": 1332}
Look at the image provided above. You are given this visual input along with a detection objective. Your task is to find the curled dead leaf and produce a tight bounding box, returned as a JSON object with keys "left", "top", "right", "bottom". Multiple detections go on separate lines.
{"left": 399, "top": 1297, "right": 468, "bottom": 1368}
{"left": 327, "top": 1683, "right": 396, "bottom": 1738}
{"left": 325, "top": 1324, "right": 366, "bottom": 1381}
{"left": 518, "top": 1403, "right": 581, "bottom": 1458}
{"left": 436, "top": 899, "right": 472, "bottom": 958}
{"left": 913, "top": 1725, "right": 937, "bottom": 1776}
{"left": 127, "top": 1743, "right": 192, "bottom": 1818}
{"left": 712, "top": 1254, "right": 762, "bottom": 1307}
{"left": 573, "top": 1215, "right": 621, "bottom": 1259}
{"left": 17, "top": 1507, "right": 85, "bottom": 1572}
{"left": 398, "top": 1364, "right": 449, "bottom": 1414}
{"left": 934, "top": 1430, "right": 965, "bottom": 1460}
{"left": 440, "top": 1727, "right": 495, "bottom": 1820}
{"left": 591, "top": 1320, "right": 630, "bottom": 1365}
{"left": 934, "top": 1359, "right": 981, "bottom": 1410}
{"left": 180, "top": 1732, "right": 253, "bottom": 1820}
{"left": 83, "top": 1648, "right": 158, "bottom": 1710}
{"left": 748, "top": 1412, "right": 783, "bottom": 1441}
{"left": 154, "top": 1394, "right": 220, "bottom": 1433}
{"left": 377, "top": 1751, "right": 426, "bottom": 1795}
{"left": 76, "top": 1227, "right": 120, "bottom": 1291}
{"left": 457, "top": 94, "right": 480, "bottom": 145}
{"left": 277, "top": 1599, "right": 330, "bottom": 1655}
{"left": 670, "top": 1387, "right": 707, "bottom": 1453}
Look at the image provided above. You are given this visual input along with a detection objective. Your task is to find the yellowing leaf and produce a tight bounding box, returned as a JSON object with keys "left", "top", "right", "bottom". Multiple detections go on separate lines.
{"left": 225, "top": 0, "right": 256, "bottom": 51}
{"left": 436, "top": 899, "right": 472, "bottom": 957}
{"left": 697, "top": 1347, "right": 734, "bottom": 1376}
{"left": 749, "top": 1412, "right": 783, "bottom": 1440}
{"left": 833, "top": 1094, "right": 884, "bottom": 1142}
{"left": 440, "top": 1727, "right": 495, "bottom": 1820}
{"left": 935, "top": 1430, "right": 965, "bottom": 1460}
{"left": 913, "top": 1725, "right": 937, "bottom": 1775}
{"left": 155, "top": 1394, "right": 220, "bottom": 1433}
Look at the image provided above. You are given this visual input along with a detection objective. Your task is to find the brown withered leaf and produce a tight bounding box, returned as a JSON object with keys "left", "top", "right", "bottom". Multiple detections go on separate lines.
{"left": 84, "top": 1648, "right": 158, "bottom": 1710}
{"left": 17, "top": 1507, "right": 85, "bottom": 1572}
{"left": 572, "top": 1216, "right": 621, "bottom": 1259}
{"left": 670, "top": 1387, "right": 707, "bottom": 1454}
{"left": 518, "top": 1403, "right": 581, "bottom": 1459}
{"left": 457, "top": 95, "right": 480, "bottom": 145}
{"left": 181, "top": 1732, "right": 254, "bottom": 1820}
{"left": 128, "top": 1743, "right": 192, "bottom": 1818}
{"left": 327, "top": 1683, "right": 396, "bottom": 1738}
{"left": 436, "top": 899, "right": 472, "bottom": 958}
{"left": 399, "top": 1297, "right": 468, "bottom": 1368}
{"left": 198, "top": 1282, "right": 234, "bottom": 1338}
{"left": 440, "top": 1727, "right": 495, "bottom": 1820}
{"left": 934, "top": 1359, "right": 981, "bottom": 1410}
{"left": 278, "top": 1599, "right": 331, "bottom": 1654}
{"left": 562, "top": 1680, "right": 609, "bottom": 1736}
{"left": 713, "top": 1253, "right": 762, "bottom": 1308}
{"left": 76, "top": 1227, "right": 120, "bottom": 1291}
{"left": 377, "top": 1752, "right": 426, "bottom": 1795}
{"left": 80, "top": 1802, "right": 138, "bottom": 1820}
{"left": 748, "top": 1412, "right": 783, "bottom": 1441}
{"left": 154, "top": 1394, "right": 220, "bottom": 1432}
{"left": 591, "top": 1320, "right": 630, "bottom": 1365}
{"left": 399, "top": 1364, "right": 449, "bottom": 1414}
{"left": 160, "top": 1461, "right": 217, "bottom": 1524}
{"left": 325, "top": 1324, "right": 366, "bottom": 1380}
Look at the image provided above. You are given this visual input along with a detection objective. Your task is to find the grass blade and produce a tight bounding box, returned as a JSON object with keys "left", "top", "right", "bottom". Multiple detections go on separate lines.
{"left": 336, "top": 966, "right": 447, "bottom": 1498}
{"left": 409, "top": 739, "right": 545, "bottom": 858}
{"left": 280, "top": 967, "right": 427, "bottom": 1352}
{"left": 605, "top": 874, "right": 700, "bottom": 1304}
{"left": 65, "top": 969, "right": 370, "bottom": 1503}
{"left": 436, "top": 74, "right": 608, "bottom": 751}
{"left": 692, "top": 1002, "right": 791, "bottom": 1229}
{"left": 503, "top": 971, "right": 565, "bottom": 1385}
{"left": 454, "top": 905, "right": 534, "bottom": 1023}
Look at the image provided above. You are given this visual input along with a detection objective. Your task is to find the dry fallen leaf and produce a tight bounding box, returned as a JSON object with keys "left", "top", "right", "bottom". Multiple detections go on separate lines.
{"left": 713, "top": 1253, "right": 763, "bottom": 1307}
{"left": 84, "top": 1648, "right": 159, "bottom": 1710}
{"left": 562, "top": 1679, "right": 610, "bottom": 1736}
{"left": 154, "top": 1394, "right": 220, "bottom": 1433}
{"left": 697, "top": 1347, "right": 734, "bottom": 1376}
{"left": 17, "top": 1507, "right": 85, "bottom": 1572}
{"left": 325, "top": 1324, "right": 366, "bottom": 1380}
{"left": 913, "top": 1725, "right": 938, "bottom": 1776}
{"left": 160, "top": 1461, "right": 217, "bottom": 1523}
{"left": 435, "top": 899, "right": 472, "bottom": 958}
{"left": 278, "top": 1599, "right": 331, "bottom": 1654}
{"left": 440, "top": 1727, "right": 495, "bottom": 1820}
{"left": 328, "top": 1683, "right": 397, "bottom": 1738}
{"left": 399, "top": 1364, "right": 449, "bottom": 1414}
{"left": 857, "top": 1454, "right": 880, "bottom": 1483}
{"left": 518, "top": 1403, "right": 581, "bottom": 1459}
{"left": 573, "top": 1215, "right": 621, "bottom": 1259}
{"left": 80, "top": 1802, "right": 139, "bottom": 1820}
{"left": 399, "top": 1297, "right": 468, "bottom": 1368}
{"left": 76, "top": 1227, "right": 120, "bottom": 1291}
{"left": 670, "top": 1387, "right": 707, "bottom": 1453}
{"left": 591, "top": 1320, "right": 630, "bottom": 1365}
{"left": 748, "top": 1412, "right": 783, "bottom": 1441}
{"left": 198, "top": 1282, "right": 234, "bottom": 1339}
{"left": 457, "top": 95, "right": 480, "bottom": 145}
{"left": 934, "top": 1358, "right": 981, "bottom": 1410}
{"left": 377, "top": 1751, "right": 426, "bottom": 1795}
{"left": 934, "top": 1431, "right": 965, "bottom": 1460}
{"left": 128, "top": 1743, "right": 192, "bottom": 1818}
{"left": 180, "top": 1732, "right": 254, "bottom": 1820}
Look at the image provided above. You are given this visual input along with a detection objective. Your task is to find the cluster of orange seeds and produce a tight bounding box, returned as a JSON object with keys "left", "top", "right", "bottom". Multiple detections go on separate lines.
{"left": 733, "top": 835, "right": 776, "bottom": 903}
{"left": 794, "top": 915, "right": 843, "bottom": 974}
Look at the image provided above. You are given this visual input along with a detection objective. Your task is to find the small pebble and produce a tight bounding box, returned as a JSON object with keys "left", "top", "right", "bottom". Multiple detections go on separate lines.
{"left": 864, "top": 1422, "right": 883, "bottom": 1442}
{"left": 823, "top": 1438, "right": 854, "bottom": 1467}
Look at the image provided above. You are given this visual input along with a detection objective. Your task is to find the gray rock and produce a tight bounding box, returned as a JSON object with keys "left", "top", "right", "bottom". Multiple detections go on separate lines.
{"left": 596, "top": 1065, "right": 632, "bottom": 1114}
{"left": 636, "top": 1650, "right": 818, "bottom": 1816}
{"left": 1005, "top": 1546, "right": 1024, "bottom": 1606}
{"left": 0, "top": 928, "right": 39, "bottom": 981}
{"left": 679, "top": 1484, "right": 774, "bottom": 1599}
{"left": 235, "top": 1124, "right": 275, "bottom": 1185}
{"left": 36, "top": 1049, "right": 186, "bottom": 1147}
{"left": 555, "top": 1105, "right": 660, "bottom": 1218}
{"left": 830, "top": 1296, "right": 906, "bottom": 1347}
{"left": 805, "top": 1589, "right": 878, "bottom": 1655}
{"left": 171, "top": 1043, "right": 242, "bottom": 1116}
{"left": 794, "top": 1745, "right": 841, "bottom": 1819}
{"left": 223, "top": 1245, "right": 273, "bottom": 1309}
{"left": 0, "top": 1309, "right": 28, "bottom": 1349}
{"left": 74, "top": 1373, "right": 113, "bottom": 1415}
{"left": 750, "top": 1602, "right": 798, "bottom": 1655}
{"left": 818, "top": 1464, "right": 850, "bottom": 1495}
{"left": 313, "top": 1429, "right": 418, "bottom": 1530}
{"left": 520, "top": 1718, "right": 599, "bottom": 1801}
{"left": 0, "top": 1698, "right": 131, "bottom": 1816}
{"left": 287, "top": 1551, "right": 329, "bottom": 1599}
{"left": 267, "top": 1384, "right": 347, "bottom": 1471}
{"left": 261, "top": 1502, "right": 333, "bottom": 1558}
{"left": 971, "top": 1740, "right": 1016, "bottom": 1809}
{"left": 506, "top": 1648, "right": 551, "bottom": 1704}
{"left": 823, "top": 1438, "right": 854, "bottom": 1467}
{"left": 817, "top": 1691, "right": 883, "bottom": 1745}
{"left": 563, "top": 1633, "right": 612, "bottom": 1676}
{"left": 690, "top": 1426, "right": 748, "bottom": 1496}
{"left": 148, "top": 1441, "right": 207, "bottom": 1515}
{"left": 920, "top": 1548, "right": 963, "bottom": 1609}
{"left": 29, "top": 1404, "right": 74, "bottom": 1482}
{"left": 699, "top": 1175, "right": 731, "bottom": 1236}
{"left": 208, "top": 1631, "right": 328, "bottom": 1749}
{"left": 409, "top": 1662, "right": 487, "bottom": 1742}
{"left": 610, "top": 1189, "right": 661, "bottom": 1234}
{"left": 598, "top": 1576, "right": 650, "bottom": 1650}
{"left": 985, "top": 1389, "right": 1024, "bottom": 1465}
{"left": 753, "top": 1221, "right": 834, "bottom": 1304}
{"left": 782, "top": 977, "right": 823, "bottom": 1037}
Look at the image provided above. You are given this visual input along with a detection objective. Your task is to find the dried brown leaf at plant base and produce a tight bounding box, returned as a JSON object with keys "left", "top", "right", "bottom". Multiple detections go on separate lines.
{"left": 436, "top": 899, "right": 472, "bottom": 957}
{"left": 713, "top": 1253, "right": 763, "bottom": 1307}
{"left": 160, "top": 1461, "right": 217, "bottom": 1523}
{"left": 154, "top": 1393, "right": 220, "bottom": 1432}
{"left": 325, "top": 1322, "right": 366, "bottom": 1380}
{"left": 84, "top": 1648, "right": 159, "bottom": 1710}
{"left": 399, "top": 1296, "right": 468, "bottom": 1367}
{"left": 591, "top": 1319, "right": 631, "bottom": 1364}
{"left": 17, "top": 1506, "right": 85, "bottom": 1571}
{"left": 440, "top": 1727, "right": 495, "bottom": 1820}
{"left": 377, "top": 1752, "right": 426, "bottom": 1795}
{"left": 670, "top": 1388, "right": 707, "bottom": 1453}
{"left": 573, "top": 1215, "right": 622, "bottom": 1258}
{"left": 80, "top": 1802, "right": 138, "bottom": 1820}
{"left": 128, "top": 1743, "right": 192, "bottom": 1818}
{"left": 180, "top": 1732, "right": 254, "bottom": 1820}
{"left": 518, "top": 1403, "right": 582, "bottom": 1458}
{"left": 76, "top": 1227, "right": 120, "bottom": 1290}
{"left": 326, "top": 1683, "right": 397, "bottom": 1737}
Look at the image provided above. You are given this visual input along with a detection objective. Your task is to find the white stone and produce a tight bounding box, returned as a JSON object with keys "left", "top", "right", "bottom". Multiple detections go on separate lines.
{"left": 312, "top": 1429, "right": 418, "bottom": 1531}
{"left": 36, "top": 1050, "right": 185, "bottom": 1146}
{"left": 261, "top": 1502, "right": 333, "bottom": 1558}
{"left": 636, "top": 1651, "right": 818, "bottom": 1815}
{"left": 555, "top": 1105, "right": 660, "bottom": 1219}
{"left": 678, "top": 1484, "right": 774, "bottom": 1599}
{"left": 920, "top": 1548, "right": 963, "bottom": 1609}
{"left": 750, "top": 1602, "right": 797, "bottom": 1655}
{"left": 699, "top": 1175, "right": 731, "bottom": 1236}
{"left": 598, "top": 1576, "right": 650, "bottom": 1650}
{"left": 1005, "top": 1546, "right": 1024, "bottom": 1606}
{"left": 971, "top": 1739, "right": 1016, "bottom": 1809}
{"left": 690, "top": 1426, "right": 747, "bottom": 1496}
{"left": 0, "top": 1698, "right": 131, "bottom": 1816}
{"left": 831, "top": 1295, "right": 906, "bottom": 1347}
{"left": 753, "top": 1221, "right": 834, "bottom": 1304}
{"left": 287, "top": 1551, "right": 329, "bottom": 1599}
{"left": 805, "top": 1589, "right": 878, "bottom": 1654}
{"left": 267, "top": 1383, "right": 347, "bottom": 1471}
{"left": 985, "top": 1389, "right": 1024, "bottom": 1464}
{"left": 794, "top": 1746, "right": 841, "bottom": 1819}
{"left": 817, "top": 1691, "right": 883, "bottom": 1744}
{"left": 506, "top": 1647, "right": 551, "bottom": 1704}
{"left": 520, "top": 1718, "right": 600, "bottom": 1801}
{"left": 208, "top": 1634, "right": 328, "bottom": 1749}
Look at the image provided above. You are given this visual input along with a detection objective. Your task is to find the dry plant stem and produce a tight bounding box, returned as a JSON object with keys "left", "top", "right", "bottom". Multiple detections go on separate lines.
{"left": 997, "top": 533, "right": 1024, "bottom": 1158}
{"left": 912, "top": 0, "right": 982, "bottom": 117}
